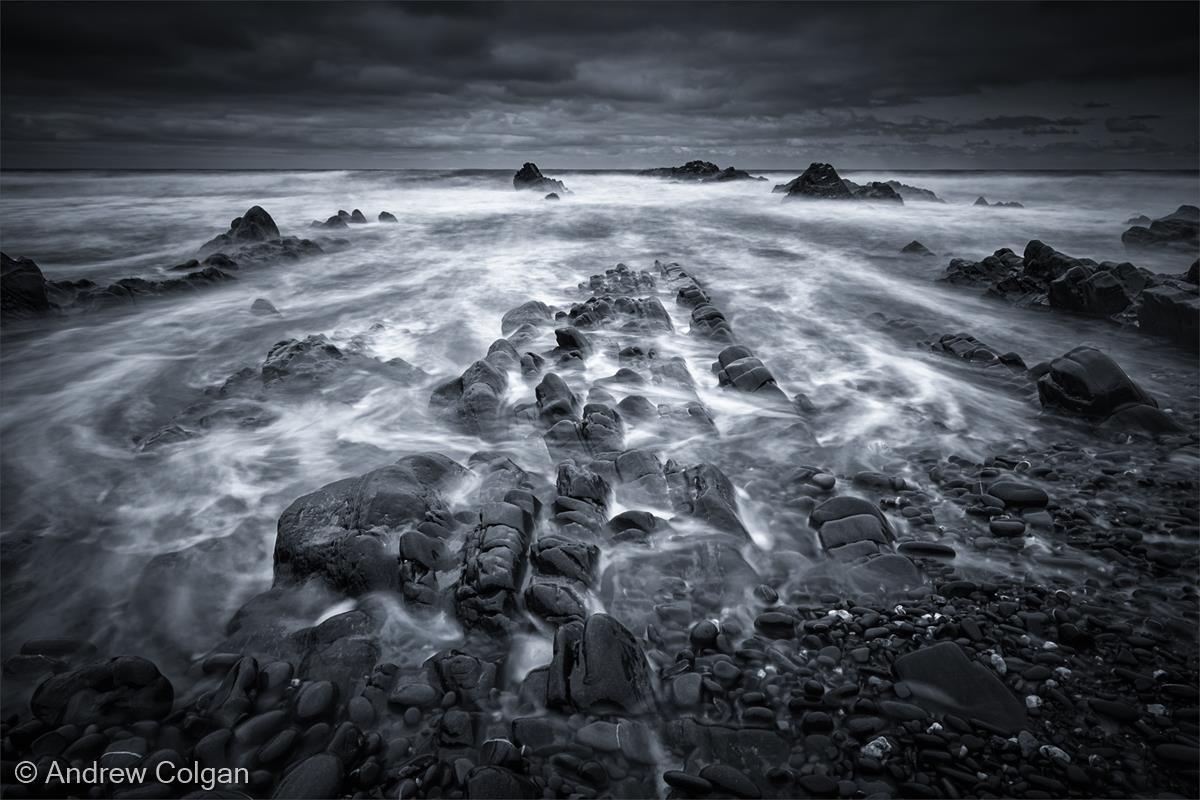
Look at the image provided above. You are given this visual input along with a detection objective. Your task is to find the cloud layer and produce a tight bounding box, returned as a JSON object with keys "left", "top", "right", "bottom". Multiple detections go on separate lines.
{"left": 2, "top": 2, "right": 1197, "bottom": 168}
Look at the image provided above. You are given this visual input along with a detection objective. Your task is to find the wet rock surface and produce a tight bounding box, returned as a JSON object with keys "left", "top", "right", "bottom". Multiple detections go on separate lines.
{"left": 2, "top": 206, "right": 323, "bottom": 325}
{"left": 2, "top": 201, "right": 1198, "bottom": 800}
{"left": 939, "top": 239, "right": 1199, "bottom": 350}
{"left": 1122, "top": 204, "right": 1199, "bottom": 250}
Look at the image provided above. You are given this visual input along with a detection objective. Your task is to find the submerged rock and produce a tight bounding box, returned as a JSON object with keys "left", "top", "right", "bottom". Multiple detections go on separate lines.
{"left": 901, "top": 240, "right": 935, "bottom": 257}
{"left": 250, "top": 297, "right": 280, "bottom": 316}
{"left": 513, "top": 162, "right": 569, "bottom": 194}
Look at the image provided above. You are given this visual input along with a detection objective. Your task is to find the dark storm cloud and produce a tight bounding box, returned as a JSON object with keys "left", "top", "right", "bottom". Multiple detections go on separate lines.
{"left": 1106, "top": 116, "right": 1153, "bottom": 133}
{"left": 2, "top": 1, "right": 1197, "bottom": 168}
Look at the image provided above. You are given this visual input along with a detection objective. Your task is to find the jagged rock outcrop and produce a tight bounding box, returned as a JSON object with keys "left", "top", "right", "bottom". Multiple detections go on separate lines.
{"left": 778, "top": 163, "right": 854, "bottom": 200}
{"left": 637, "top": 160, "right": 764, "bottom": 182}
{"left": 1121, "top": 204, "right": 1200, "bottom": 250}
{"left": 974, "top": 196, "right": 1024, "bottom": 208}
{"left": 513, "top": 162, "right": 569, "bottom": 194}
{"left": 199, "top": 205, "right": 280, "bottom": 252}
{"left": 939, "top": 240, "right": 1198, "bottom": 349}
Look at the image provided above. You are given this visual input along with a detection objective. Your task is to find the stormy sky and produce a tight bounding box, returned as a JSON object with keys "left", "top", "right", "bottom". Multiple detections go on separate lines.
{"left": 2, "top": 1, "right": 1197, "bottom": 170}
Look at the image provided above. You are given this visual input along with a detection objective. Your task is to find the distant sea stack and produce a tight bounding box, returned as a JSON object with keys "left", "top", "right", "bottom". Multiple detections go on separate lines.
{"left": 637, "top": 160, "right": 765, "bottom": 182}
{"left": 777, "top": 163, "right": 855, "bottom": 199}
{"left": 513, "top": 162, "right": 570, "bottom": 194}
{"left": 777, "top": 163, "right": 906, "bottom": 203}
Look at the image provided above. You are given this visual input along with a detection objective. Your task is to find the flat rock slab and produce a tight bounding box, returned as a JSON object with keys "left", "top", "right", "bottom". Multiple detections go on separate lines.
{"left": 893, "top": 641, "right": 1028, "bottom": 733}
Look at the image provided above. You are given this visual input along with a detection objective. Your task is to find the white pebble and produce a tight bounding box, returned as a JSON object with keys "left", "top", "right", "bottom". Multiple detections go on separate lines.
{"left": 1039, "top": 745, "right": 1070, "bottom": 763}
{"left": 1025, "top": 695, "right": 1043, "bottom": 709}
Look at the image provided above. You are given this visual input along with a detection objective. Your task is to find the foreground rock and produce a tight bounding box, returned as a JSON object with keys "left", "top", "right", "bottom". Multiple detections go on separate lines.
{"left": 638, "top": 160, "right": 764, "bottom": 182}
{"left": 274, "top": 453, "right": 467, "bottom": 595}
{"left": 513, "top": 162, "right": 569, "bottom": 194}
{"left": 939, "top": 239, "right": 1199, "bottom": 350}
{"left": 1121, "top": 204, "right": 1200, "bottom": 250}
{"left": 1035, "top": 345, "right": 1181, "bottom": 433}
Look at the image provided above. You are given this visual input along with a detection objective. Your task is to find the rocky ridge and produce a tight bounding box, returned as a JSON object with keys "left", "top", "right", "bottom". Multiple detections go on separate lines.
{"left": 1, "top": 196, "right": 1197, "bottom": 800}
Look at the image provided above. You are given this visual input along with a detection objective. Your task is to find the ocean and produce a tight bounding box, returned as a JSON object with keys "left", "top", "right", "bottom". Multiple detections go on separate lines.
{"left": 1, "top": 168, "right": 1197, "bottom": 682}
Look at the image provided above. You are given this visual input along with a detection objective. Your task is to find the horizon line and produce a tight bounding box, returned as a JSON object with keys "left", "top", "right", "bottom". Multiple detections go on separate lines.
{"left": 2, "top": 167, "right": 1199, "bottom": 174}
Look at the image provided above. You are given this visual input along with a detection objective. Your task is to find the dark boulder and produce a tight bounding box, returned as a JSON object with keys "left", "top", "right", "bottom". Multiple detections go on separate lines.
{"left": 780, "top": 163, "right": 854, "bottom": 200}
{"left": 544, "top": 193, "right": 560, "bottom": 201}
{"left": 1036, "top": 239, "right": 1151, "bottom": 318}
{"left": 349, "top": 209, "right": 367, "bottom": 224}
{"left": 712, "top": 345, "right": 789, "bottom": 404}
{"left": 1138, "top": 282, "right": 1199, "bottom": 351}
{"left": 273, "top": 453, "right": 467, "bottom": 594}
{"left": 378, "top": 211, "right": 398, "bottom": 223}
{"left": 939, "top": 248, "right": 1024, "bottom": 288}
{"left": 1122, "top": 205, "right": 1199, "bottom": 250}
{"left": 430, "top": 347, "right": 515, "bottom": 437}
{"left": 312, "top": 215, "right": 349, "bottom": 230}
{"left": 893, "top": 642, "right": 1027, "bottom": 733}
{"left": 546, "top": 613, "right": 654, "bottom": 714}
{"left": 1036, "top": 346, "right": 1157, "bottom": 419}
{"left": 1, "top": 253, "right": 57, "bottom": 320}
{"left": 809, "top": 496, "right": 894, "bottom": 560}
{"left": 250, "top": 297, "right": 280, "bottom": 316}
{"left": 31, "top": 657, "right": 174, "bottom": 727}
{"left": 501, "top": 300, "right": 552, "bottom": 335}
{"left": 901, "top": 240, "right": 935, "bottom": 257}
{"left": 200, "top": 205, "right": 280, "bottom": 252}
{"left": 513, "top": 162, "right": 569, "bottom": 194}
